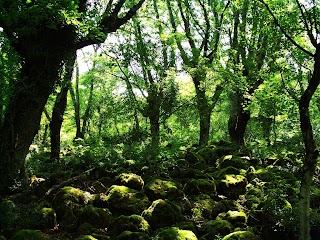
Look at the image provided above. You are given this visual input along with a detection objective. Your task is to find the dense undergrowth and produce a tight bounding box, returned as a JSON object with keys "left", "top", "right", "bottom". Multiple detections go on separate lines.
{"left": 1, "top": 141, "right": 320, "bottom": 240}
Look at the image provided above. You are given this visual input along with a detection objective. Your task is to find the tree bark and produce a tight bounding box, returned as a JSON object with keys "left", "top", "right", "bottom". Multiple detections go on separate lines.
{"left": 228, "top": 92, "right": 251, "bottom": 145}
{"left": 298, "top": 49, "right": 320, "bottom": 240}
{"left": 0, "top": 51, "right": 71, "bottom": 191}
{"left": 50, "top": 54, "right": 76, "bottom": 160}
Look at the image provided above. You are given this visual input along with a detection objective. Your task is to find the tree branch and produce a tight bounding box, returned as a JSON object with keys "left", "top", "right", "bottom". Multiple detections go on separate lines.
{"left": 259, "top": 0, "right": 314, "bottom": 57}
{"left": 77, "top": 0, "right": 145, "bottom": 49}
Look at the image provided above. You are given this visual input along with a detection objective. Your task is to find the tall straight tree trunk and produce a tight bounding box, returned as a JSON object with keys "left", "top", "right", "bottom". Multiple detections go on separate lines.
{"left": 298, "top": 50, "right": 320, "bottom": 240}
{"left": 69, "top": 60, "right": 84, "bottom": 139}
{"left": 50, "top": 54, "right": 76, "bottom": 160}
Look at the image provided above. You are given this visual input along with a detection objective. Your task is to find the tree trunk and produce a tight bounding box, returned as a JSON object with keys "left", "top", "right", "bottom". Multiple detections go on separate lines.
{"left": 69, "top": 61, "right": 84, "bottom": 139}
{"left": 50, "top": 55, "right": 75, "bottom": 160}
{"left": 193, "top": 70, "right": 212, "bottom": 147}
{"left": 0, "top": 55, "right": 68, "bottom": 192}
{"left": 298, "top": 50, "right": 320, "bottom": 240}
{"left": 228, "top": 92, "right": 251, "bottom": 145}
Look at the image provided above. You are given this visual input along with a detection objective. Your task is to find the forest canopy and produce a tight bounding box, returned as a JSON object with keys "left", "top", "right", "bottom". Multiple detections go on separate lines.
{"left": 0, "top": 0, "right": 320, "bottom": 240}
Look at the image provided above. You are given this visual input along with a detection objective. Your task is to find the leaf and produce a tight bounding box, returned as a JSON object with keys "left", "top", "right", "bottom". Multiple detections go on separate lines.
{"left": 26, "top": 0, "right": 32, "bottom": 3}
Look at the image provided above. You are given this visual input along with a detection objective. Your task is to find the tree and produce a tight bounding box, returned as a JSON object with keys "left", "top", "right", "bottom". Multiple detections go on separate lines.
{"left": 226, "top": 0, "right": 279, "bottom": 145}
{"left": 259, "top": 0, "right": 320, "bottom": 239}
{"left": 0, "top": 0, "right": 145, "bottom": 192}
{"left": 50, "top": 54, "right": 76, "bottom": 160}
{"left": 166, "top": 0, "right": 228, "bottom": 147}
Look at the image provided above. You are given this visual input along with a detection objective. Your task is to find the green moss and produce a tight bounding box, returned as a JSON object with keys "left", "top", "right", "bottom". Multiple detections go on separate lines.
{"left": 78, "top": 205, "right": 112, "bottom": 228}
{"left": 74, "top": 235, "right": 97, "bottom": 240}
{"left": 190, "top": 197, "right": 217, "bottom": 220}
{"left": 115, "top": 173, "right": 144, "bottom": 190}
{"left": 109, "top": 214, "right": 150, "bottom": 234}
{"left": 218, "top": 175, "right": 247, "bottom": 199}
{"left": 222, "top": 231, "right": 262, "bottom": 240}
{"left": 218, "top": 155, "right": 250, "bottom": 170}
{"left": 184, "top": 179, "right": 216, "bottom": 197}
{"left": 145, "top": 179, "right": 182, "bottom": 201}
{"left": 11, "top": 230, "right": 46, "bottom": 240}
{"left": 155, "top": 227, "right": 198, "bottom": 240}
{"left": 0, "top": 200, "right": 17, "bottom": 229}
{"left": 117, "top": 231, "right": 149, "bottom": 240}
{"left": 94, "top": 185, "right": 150, "bottom": 215}
{"left": 224, "top": 211, "right": 247, "bottom": 227}
{"left": 52, "top": 186, "right": 94, "bottom": 219}
{"left": 142, "top": 199, "right": 184, "bottom": 229}
{"left": 0, "top": 236, "right": 6, "bottom": 240}
{"left": 201, "top": 220, "right": 233, "bottom": 238}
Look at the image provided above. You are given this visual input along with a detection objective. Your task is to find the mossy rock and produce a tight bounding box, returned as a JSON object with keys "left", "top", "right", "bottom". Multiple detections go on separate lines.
{"left": 218, "top": 155, "right": 250, "bottom": 170}
{"left": 154, "top": 227, "right": 198, "bottom": 240}
{"left": 11, "top": 230, "right": 46, "bottom": 240}
{"left": 222, "top": 231, "right": 262, "bottom": 240}
{"left": 217, "top": 175, "right": 247, "bottom": 199}
{"left": 201, "top": 220, "right": 233, "bottom": 238}
{"left": 145, "top": 179, "right": 183, "bottom": 201}
{"left": 247, "top": 167, "right": 275, "bottom": 182}
{"left": 117, "top": 231, "right": 149, "bottom": 240}
{"left": 109, "top": 215, "right": 150, "bottom": 234}
{"left": 52, "top": 186, "right": 94, "bottom": 219}
{"left": 94, "top": 185, "right": 150, "bottom": 215}
{"left": 185, "top": 149, "right": 204, "bottom": 164}
{"left": 142, "top": 199, "right": 184, "bottom": 229}
{"left": 184, "top": 179, "right": 216, "bottom": 197}
{"left": 218, "top": 211, "right": 247, "bottom": 227}
{"left": 0, "top": 200, "right": 17, "bottom": 229}
{"left": 74, "top": 235, "right": 97, "bottom": 240}
{"left": 197, "top": 147, "right": 216, "bottom": 164}
{"left": 174, "top": 221, "right": 197, "bottom": 234}
{"left": 190, "top": 197, "right": 217, "bottom": 220}
{"left": 37, "top": 207, "right": 57, "bottom": 230}
{"left": 78, "top": 205, "right": 112, "bottom": 228}
{"left": 115, "top": 173, "right": 144, "bottom": 191}
{"left": 77, "top": 222, "right": 93, "bottom": 235}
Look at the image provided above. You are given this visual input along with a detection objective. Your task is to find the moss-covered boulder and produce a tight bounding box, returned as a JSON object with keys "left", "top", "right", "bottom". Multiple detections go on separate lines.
{"left": 154, "top": 227, "right": 198, "bottom": 240}
{"left": 0, "top": 200, "right": 17, "bottom": 229}
{"left": 78, "top": 205, "right": 112, "bottom": 228}
{"left": 52, "top": 186, "right": 94, "bottom": 219}
{"left": 94, "top": 185, "right": 150, "bottom": 215}
{"left": 222, "top": 231, "right": 262, "bottom": 240}
{"left": 74, "top": 235, "right": 97, "bottom": 240}
{"left": 37, "top": 207, "right": 57, "bottom": 230}
{"left": 109, "top": 215, "right": 150, "bottom": 234}
{"left": 145, "top": 179, "right": 183, "bottom": 201}
{"left": 185, "top": 148, "right": 204, "bottom": 164}
{"left": 77, "top": 222, "right": 93, "bottom": 235}
{"left": 217, "top": 175, "right": 247, "bottom": 199}
{"left": 174, "top": 221, "right": 197, "bottom": 235}
{"left": 115, "top": 173, "right": 144, "bottom": 191}
{"left": 117, "top": 231, "right": 149, "bottom": 240}
{"left": 201, "top": 220, "right": 233, "bottom": 238}
{"left": 142, "top": 199, "right": 184, "bottom": 229}
{"left": 11, "top": 230, "right": 46, "bottom": 240}
{"left": 217, "top": 211, "right": 247, "bottom": 227}
{"left": 190, "top": 195, "right": 217, "bottom": 220}
{"left": 184, "top": 179, "right": 216, "bottom": 197}
{"left": 218, "top": 155, "right": 250, "bottom": 170}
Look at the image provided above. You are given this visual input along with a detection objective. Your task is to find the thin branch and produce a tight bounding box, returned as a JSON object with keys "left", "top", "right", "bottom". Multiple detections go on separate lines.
{"left": 259, "top": 0, "right": 314, "bottom": 57}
